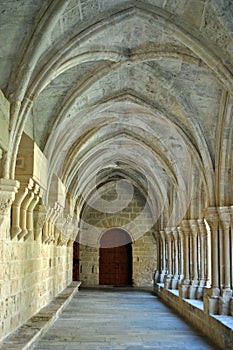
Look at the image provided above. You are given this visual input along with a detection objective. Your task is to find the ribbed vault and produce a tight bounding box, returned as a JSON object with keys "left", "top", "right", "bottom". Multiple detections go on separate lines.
{"left": 1, "top": 0, "right": 233, "bottom": 231}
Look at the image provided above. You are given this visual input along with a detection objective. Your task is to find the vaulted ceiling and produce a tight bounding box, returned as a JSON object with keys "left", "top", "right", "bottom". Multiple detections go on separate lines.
{"left": 1, "top": 0, "right": 233, "bottom": 227}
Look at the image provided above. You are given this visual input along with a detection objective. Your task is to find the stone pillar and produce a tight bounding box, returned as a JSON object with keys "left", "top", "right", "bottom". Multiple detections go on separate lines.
{"left": 204, "top": 207, "right": 220, "bottom": 314}
{"left": 177, "top": 226, "right": 184, "bottom": 283}
{"left": 159, "top": 230, "right": 167, "bottom": 283}
{"left": 197, "top": 219, "right": 209, "bottom": 299}
{"left": 188, "top": 220, "right": 199, "bottom": 299}
{"left": 179, "top": 220, "right": 191, "bottom": 298}
{"left": 171, "top": 227, "right": 179, "bottom": 289}
{"left": 218, "top": 207, "right": 232, "bottom": 315}
{"left": 164, "top": 228, "right": 173, "bottom": 289}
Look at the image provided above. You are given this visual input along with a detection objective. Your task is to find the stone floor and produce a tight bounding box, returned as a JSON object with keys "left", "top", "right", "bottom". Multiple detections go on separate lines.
{"left": 32, "top": 287, "right": 221, "bottom": 350}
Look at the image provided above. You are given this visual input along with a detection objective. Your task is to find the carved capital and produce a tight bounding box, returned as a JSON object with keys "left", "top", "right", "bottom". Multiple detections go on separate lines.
{"left": 189, "top": 219, "right": 199, "bottom": 236}
{"left": 218, "top": 206, "right": 231, "bottom": 230}
{"left": 181, "top": 219, "right": 191, "bottom": 236}
{"left": 197, "top": 219, "right": 207, "bottom": 237}
{"left": 177, "top": 226, "right": 184, "bottom": 240}
{"left": 165, "top": 227, "right": 173, "bottom": 240}
{"left": 159, "top": 230, "right": 166, "bottom": 242}
{"left": 171, "top": 227, "right": 179, "bottom": 240}
{"left": 0, "top": 178, "right": 19, "bottom": 215}
{"left": 204, "top": 207, "right": 219, "bottom": 230}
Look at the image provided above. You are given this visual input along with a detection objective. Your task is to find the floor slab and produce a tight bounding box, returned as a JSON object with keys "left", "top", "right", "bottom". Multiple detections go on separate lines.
{"left": 33, "top": 287, "right": 221, "bottom": 350}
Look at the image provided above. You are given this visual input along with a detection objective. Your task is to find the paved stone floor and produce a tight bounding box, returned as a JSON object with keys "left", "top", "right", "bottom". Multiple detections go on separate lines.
{"left": 33, "top": 287, "right": 220, "bottom": 350}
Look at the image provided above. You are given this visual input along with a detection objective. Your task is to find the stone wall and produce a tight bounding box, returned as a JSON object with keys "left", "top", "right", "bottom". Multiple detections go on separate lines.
{"left": 0, "top": 212, "right": 73, "bottom": 340}
{"left": 79, "top": 183, "right": 157, "bottom": 287}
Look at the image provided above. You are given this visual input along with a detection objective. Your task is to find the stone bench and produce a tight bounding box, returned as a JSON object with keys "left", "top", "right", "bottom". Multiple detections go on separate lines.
{"left": 0, "top": 281, "right": 81, "bottom": 350}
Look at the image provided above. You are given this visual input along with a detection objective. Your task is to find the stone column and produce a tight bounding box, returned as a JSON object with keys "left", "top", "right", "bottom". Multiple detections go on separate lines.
{"left": 188, "top": 220, "right": 199, "bottom": 299}
{"left": 159, "top": 230, "right": 167, "bottom": 283}
{"left": 153, "top": 231, "right": 161, "bottom": 284}
{"left": 164, "top": 228, "right": 173, "bottom": 289}
{"left": 218, "top": 207, "right": 232, "bottom": 315}
{"left": 197, "top": 219, "right": 209, "bottom": 299}
{"left": 179, "top": 220, "right": 191, "bottom": 298}
{"left": 171, "top": 227, "right": 179, "bottom": 289}
{"left": 177, "top": 226, "right": 184, "bottom": 283}
{"left": 204, "top": 207, "right": 220, "bottom": 315}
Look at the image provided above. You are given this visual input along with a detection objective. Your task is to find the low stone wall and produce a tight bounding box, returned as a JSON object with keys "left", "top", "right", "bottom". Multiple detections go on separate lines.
{"left": 0, "top": 222, "right": 73, "bottom": 340}
{"left": 154, "top": 284, "right": 233, "bottom": 350}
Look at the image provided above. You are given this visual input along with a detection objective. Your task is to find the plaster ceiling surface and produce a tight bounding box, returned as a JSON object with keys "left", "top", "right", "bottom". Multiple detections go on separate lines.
{"left": 0, "top": 0, "right": 233, "bottom": 226}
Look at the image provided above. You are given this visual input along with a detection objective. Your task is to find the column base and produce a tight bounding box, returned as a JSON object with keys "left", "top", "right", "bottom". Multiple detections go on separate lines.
{"left": 196, "top": 281, "right": 205, "bottom": 300}
{"left": 203, "top": 287, "right": 220, "bottom": 314}
{"left": 178, "top": 274, "right": 184, "bottom": 285}
{"left": 171, "top": 276, "right": 179, "bottom": 290}
{"left": 153, "top": 270, "right": 160, "bottom": 283}
{"left": 188, "top": 281, "right": 199, "bottom": 299}
{"left": 219, "top": 289, "right": 232, "bottom": 315}
{"left": 159, "top": 271, "right": 167, "bottom": 284}
{"left": 178, "top": 279, "right": 190, "bottom": 298}
{"left": 164, "top": 274, "right": 173, "bottom": 289}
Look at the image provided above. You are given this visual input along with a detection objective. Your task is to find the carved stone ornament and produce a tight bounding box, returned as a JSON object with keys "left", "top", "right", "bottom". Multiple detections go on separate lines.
{"left": 0, "top": 178, "right": 19, "bottom": 215}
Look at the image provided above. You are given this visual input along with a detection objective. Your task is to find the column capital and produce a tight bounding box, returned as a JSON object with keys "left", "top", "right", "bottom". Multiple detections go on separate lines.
{"left": 171, "top": 227, "right": 179, "bottom": 239}
{"left": 159, "top": 230, "right": 166, "bottom": 241}
{"left": 0, "top": 178, "right": 19, "bottom": 215}
{"left": 181, "top": 219, "right": 190, "bottom": 235}
{"left": 204, "top": 207, "right": 219, "bottom": 229}
{"left": 177, "top": 226, "right": 184, "bottom": 239}
{"left": 218, "top": 206, "right": 231, "bottom": 230}
{"left": 197, "top": 218, "right": 208, "bottom": 236}
{"left": 165, "top": 227, "right": 173, "bottom": 240}
{"left": 189, "top": 219, "right": 199, "bottom": 236}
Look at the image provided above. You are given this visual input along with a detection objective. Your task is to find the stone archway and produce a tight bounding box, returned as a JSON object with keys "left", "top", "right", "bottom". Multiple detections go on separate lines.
{"left": 99, "top": 228, "right": 132, "bottom": 286}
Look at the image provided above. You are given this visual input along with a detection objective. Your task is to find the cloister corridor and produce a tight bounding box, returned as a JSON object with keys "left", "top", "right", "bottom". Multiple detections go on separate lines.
{"left": 1, "top": 1, "right": 233, "bottom": 350}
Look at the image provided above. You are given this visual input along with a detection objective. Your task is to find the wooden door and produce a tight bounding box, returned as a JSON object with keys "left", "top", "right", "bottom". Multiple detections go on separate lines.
{"left": 99, "top": 228, "right": 132, "bottom": 286}
{"left": 73, "top": 241, "right": 80, "bottom": 281}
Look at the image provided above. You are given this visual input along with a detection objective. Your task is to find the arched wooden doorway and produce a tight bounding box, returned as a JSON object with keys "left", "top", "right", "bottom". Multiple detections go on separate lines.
{"left": 73, "top": 241, "right": 80, "bottom": 281}
{"left": 99, "top": 228, "right": 132, "bottom": 286}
